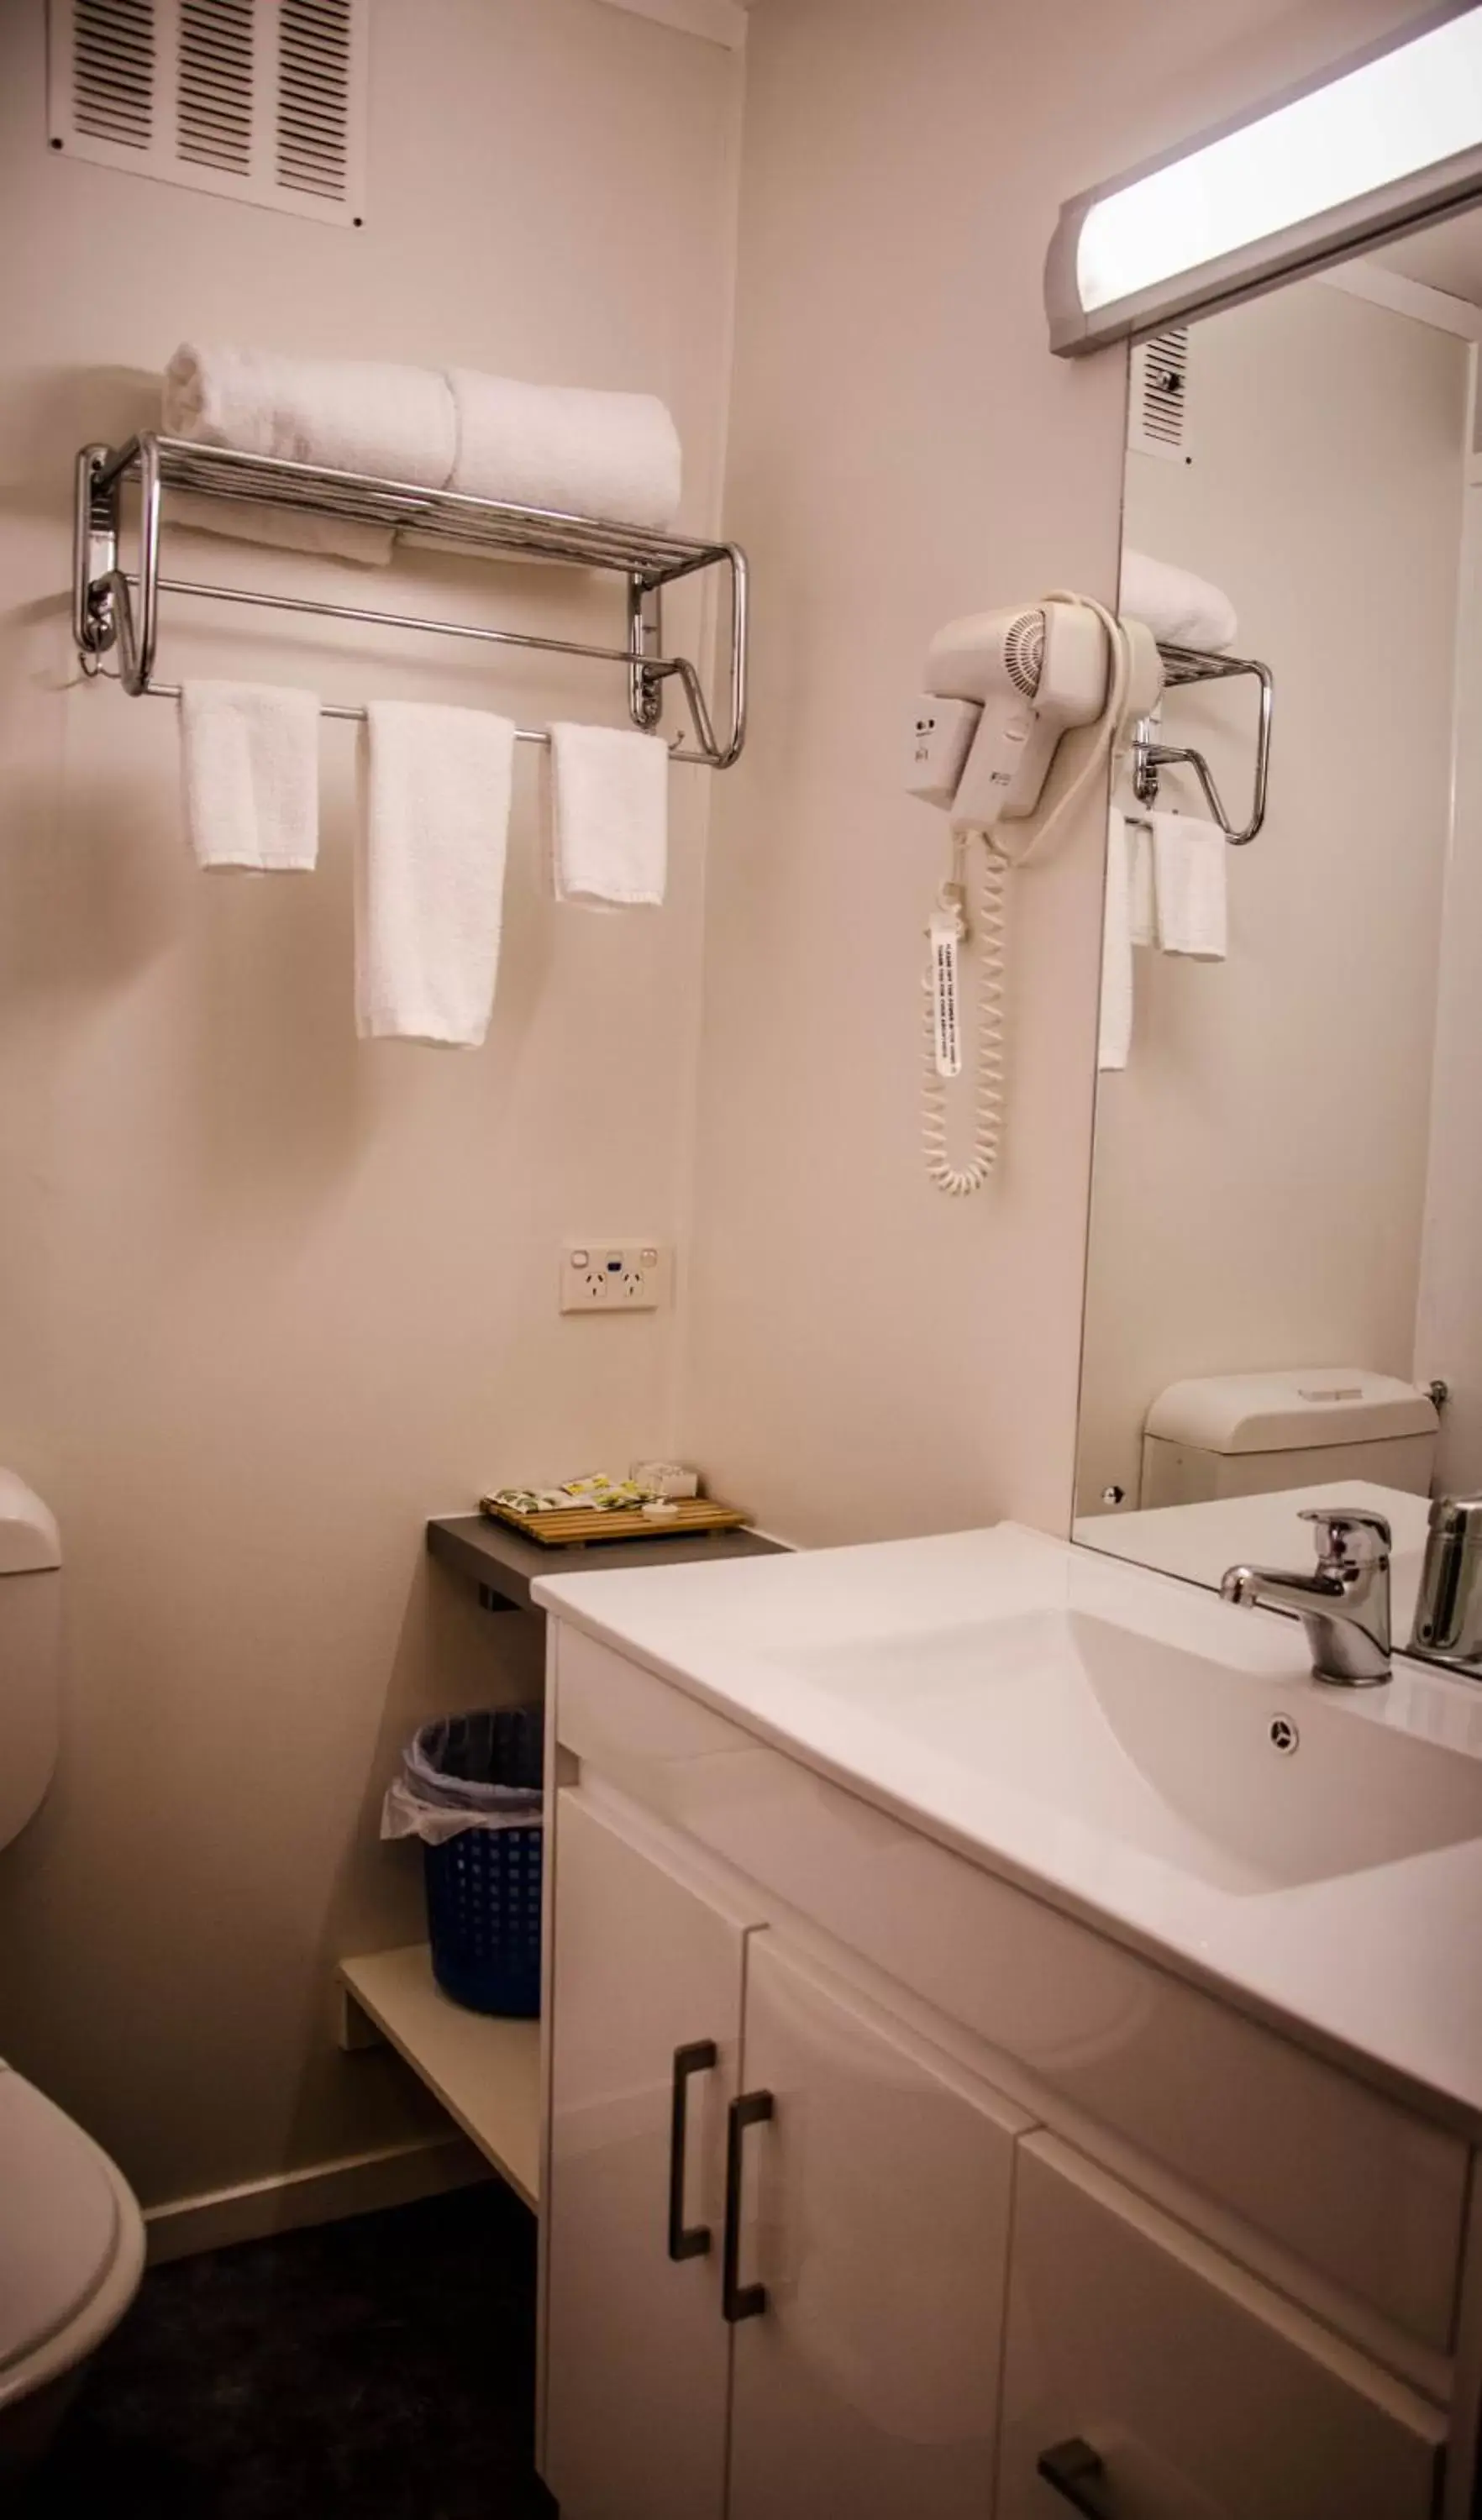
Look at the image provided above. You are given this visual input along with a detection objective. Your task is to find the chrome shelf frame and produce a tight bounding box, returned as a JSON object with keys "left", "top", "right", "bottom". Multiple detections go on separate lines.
{"left": 71, "top": 434, "right": 749, "bottom": 769}
{"left": 1132, "top": 641, "right": 1273, "bottom": 845}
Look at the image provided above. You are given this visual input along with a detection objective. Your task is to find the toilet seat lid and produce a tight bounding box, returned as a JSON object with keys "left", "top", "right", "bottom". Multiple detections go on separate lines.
{"left": 0, "top": 2068, "right": 120, "bottom": 2373}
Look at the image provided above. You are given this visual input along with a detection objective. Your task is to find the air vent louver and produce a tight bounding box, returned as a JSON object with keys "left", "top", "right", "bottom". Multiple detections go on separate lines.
{"left": 277, "top": 0, "right": 353, "bottom": 200}
{"left": 73, "top": 0, "right": 155, "bottom": 150}
{"left": 1128, "top": 326, "right": 1192, "bottom": 465}
{"left": 48, "top": 0, "right": 366, "bottom": 226}
{"left": 178, "top": 0, "right": 253, "bottom": 175}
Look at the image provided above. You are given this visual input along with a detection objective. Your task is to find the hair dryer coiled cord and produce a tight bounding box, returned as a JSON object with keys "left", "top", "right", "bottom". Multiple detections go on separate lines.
{"left": 921, "top": 835, "right": 1009, "bottom": 1196}
{"left": 919, "top": 591, "right": 1132, "bottom": 1194}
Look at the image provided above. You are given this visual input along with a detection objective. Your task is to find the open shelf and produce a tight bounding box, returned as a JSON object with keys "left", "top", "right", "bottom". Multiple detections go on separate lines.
{"left": 338, "top": 1945, "right": 540, "bottom": 2211}
{"left": 96, "top": 433, "right": 735, "bottom": 585}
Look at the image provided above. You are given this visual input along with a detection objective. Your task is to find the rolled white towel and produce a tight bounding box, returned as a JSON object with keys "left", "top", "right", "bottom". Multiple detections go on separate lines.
{"left": 164, "top": 343, "right": 457, "bottom": 487}
{"left": 447, "top": 370, "right": 681, "bottom": 529}
{"left": 1121, "top": 549, "right": 1238, "bottom": 653}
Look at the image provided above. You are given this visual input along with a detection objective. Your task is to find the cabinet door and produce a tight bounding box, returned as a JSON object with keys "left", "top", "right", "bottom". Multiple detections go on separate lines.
{"left": 728, "top": 1938, "right": 1031, "bottom": 2520}
{"left": 997, "top": 2134, "right": 1445, "bottom": 2520}
{"left": 543, "top": 1787, "right": 759, "bottom": 2520}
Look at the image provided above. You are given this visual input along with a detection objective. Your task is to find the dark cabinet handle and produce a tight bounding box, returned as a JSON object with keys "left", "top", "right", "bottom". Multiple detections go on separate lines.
{"left": 1038, "top": 2439, "right": 1112, "bottom": 2517}
{"left": 667, "top": 2040, "right": 717, "bottom": 2261}
{"left": 722, "top": 2088, "right": 773, "bottom": 2321}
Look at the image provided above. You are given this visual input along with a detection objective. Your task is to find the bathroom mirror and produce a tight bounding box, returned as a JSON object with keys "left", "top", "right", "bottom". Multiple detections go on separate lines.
{"left": 1074, "top": 201, "right": 1482, "bottom": 1631}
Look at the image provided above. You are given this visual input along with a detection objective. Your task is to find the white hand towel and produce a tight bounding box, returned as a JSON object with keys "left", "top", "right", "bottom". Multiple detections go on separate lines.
{"left": 179, "top": 681, "right": 320, "bottom": 871}
{"left": 1127, "top": 816, "right": 1156, "bottom": 948}
{"left": 164, "top": 344, "right": 458, "bottom": 487}
{"left": 549, "top": 723, "right": 668, "bottom": 908}
{"left": 1098, "top": 807, "right": 1133, "bottom": 1073}
{"left": 356, "top": 704, "right": 516, "bottom": 1046}
{"left": 447, "top": 370, "right": 681, "bottom": 529}
{"left": 1121, "top": 549, "right": 1238, "bottom": 653}
{"left": 1150, "top": 810, "right": 1227, "bottom": 959}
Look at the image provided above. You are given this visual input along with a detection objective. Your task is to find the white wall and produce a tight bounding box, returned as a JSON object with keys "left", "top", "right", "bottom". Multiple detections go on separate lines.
{"left": 680, "top": 0, "right": 1437, "bottom": 1551}
{"left": 0, "top": 0, "right": 741, "bottom": 2211}
{"left": 1417, "top": 480, "right": 1482, "bottom": 1492}
{"left": 1076, "top": 280, "right": 1466, "bottom": 1515}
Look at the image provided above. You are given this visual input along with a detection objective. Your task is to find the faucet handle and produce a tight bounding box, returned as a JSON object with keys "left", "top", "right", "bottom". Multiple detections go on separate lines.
{"left": 1298, "top": 1505, "right": 1391, "bottom": 1565}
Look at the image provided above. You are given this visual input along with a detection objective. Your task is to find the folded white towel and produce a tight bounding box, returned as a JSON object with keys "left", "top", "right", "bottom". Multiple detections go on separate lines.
{"left": 549, "top": 723, "right": 668, "bottom": 908}
{"left": 165, "top": 343, "right": 458, "bottom": 487}
{"left": 1122, "top": 549, "right": 1238, "bottom": 653}
{"left": 1150, "top": 810, "right": 1227, "bottom": 959}
{"left": 356, "top": 704, "right": 516, "bottom": 1046}
{"left": 178, "top": 680, "right": 320, "bottom": 871}
{"left": 1098, "top": 807, "right": 1133, "bottom": 1073}
{"left": 447, "top": 370, "right": 681, "bottom": 529}
{"left": 169, "top": 491, "right": 395, "bottom": 568}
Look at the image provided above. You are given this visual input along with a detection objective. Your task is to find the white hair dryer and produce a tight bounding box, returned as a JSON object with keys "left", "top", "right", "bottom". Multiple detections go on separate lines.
{"left": 907, "top": 596, "right": 1161, "bottom": 1193}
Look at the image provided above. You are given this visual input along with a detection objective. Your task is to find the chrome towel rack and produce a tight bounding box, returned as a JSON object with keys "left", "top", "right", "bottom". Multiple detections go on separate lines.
{"left": 71, "top": 434, "right": 749, "bottom": 769}
{"left": 1132, "top": 642, "right": 1273, "bottom": 845}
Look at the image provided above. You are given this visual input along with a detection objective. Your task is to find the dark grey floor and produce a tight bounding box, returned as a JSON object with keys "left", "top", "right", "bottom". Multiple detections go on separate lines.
{"left": 21, "top": 2181, "right": 556, "bottom": 2518}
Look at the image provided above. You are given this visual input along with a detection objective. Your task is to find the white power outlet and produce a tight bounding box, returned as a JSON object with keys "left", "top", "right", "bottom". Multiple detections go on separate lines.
{"left": 560, "top": 1242, "right": 671, "bottom": 1314}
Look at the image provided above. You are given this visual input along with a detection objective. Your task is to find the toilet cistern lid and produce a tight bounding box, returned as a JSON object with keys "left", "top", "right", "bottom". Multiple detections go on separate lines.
{"left": 1143, "top": 1369, "right": 1438, "bottom": 1457}
{"left": 0, "top": 2066, "right": 119, "bottom": 2374}
{"left": 0, "top": 1471, "right": 60, "bottom": 1576}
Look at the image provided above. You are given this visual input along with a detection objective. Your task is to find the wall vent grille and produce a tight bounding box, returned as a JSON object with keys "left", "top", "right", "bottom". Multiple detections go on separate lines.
{"left": 1128, "top": 326, "right": 1192, "bottom": 464}
{"left": 48, "top": 0, "right": 368, "bottom": 227}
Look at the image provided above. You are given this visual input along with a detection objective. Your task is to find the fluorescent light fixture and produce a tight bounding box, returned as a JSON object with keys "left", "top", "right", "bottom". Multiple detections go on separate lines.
{"left": 1047, "top": 1, "right": 1482, "bottom": 354}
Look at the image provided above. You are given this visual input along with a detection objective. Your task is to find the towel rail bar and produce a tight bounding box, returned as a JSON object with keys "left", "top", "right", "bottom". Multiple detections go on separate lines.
{"left": 1131, "top": 643, "right": 1273, "bottom": 846}
{"left": 71, "top": 434, "right": 748, "bottom": 770}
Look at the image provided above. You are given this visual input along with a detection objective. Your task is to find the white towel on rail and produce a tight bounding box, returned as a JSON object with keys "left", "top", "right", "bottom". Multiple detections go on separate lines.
{"left": 356, "top": 703, "right": 516, "bottom": 1046}
{"left": 1098, "top": 808, "right": 1133, "bottom": 1073}
{"left": 1150, "top": 810, "right": 1227, "bottom": 958}
{"left": 549, "top": 723, "right": 669, "bottom": 908}
{"left": 1121, "top": 549, "right": 1238, "bottom": 653}
{"left": 178, "top": 680, "right": 320, "bottom": 871}
{"left": 447, "top": 371, "right": 681, "bottom": 529}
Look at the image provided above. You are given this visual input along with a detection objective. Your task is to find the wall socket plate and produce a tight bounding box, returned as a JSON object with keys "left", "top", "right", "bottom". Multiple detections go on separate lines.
{"left": 560, "top": 1242, "right": 671, "bottom": 1313}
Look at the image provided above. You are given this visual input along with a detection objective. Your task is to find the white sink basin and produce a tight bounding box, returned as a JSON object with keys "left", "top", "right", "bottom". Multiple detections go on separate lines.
{"left": 785, "top": 1607, "right": 1482, "bottom": 1895}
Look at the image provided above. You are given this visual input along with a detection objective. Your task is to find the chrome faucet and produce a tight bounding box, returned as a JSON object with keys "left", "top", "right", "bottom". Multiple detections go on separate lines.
{"left": 1408, "top": 1496, "right": 1482, "bottom": 1676}
{"left": 1220, "top": 1507, "right": 1391, "bottom": 1688}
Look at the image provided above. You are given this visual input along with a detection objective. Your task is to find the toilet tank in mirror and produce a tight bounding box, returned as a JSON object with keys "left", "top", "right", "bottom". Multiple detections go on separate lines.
{"left": 1076, "top": 203, "right": 1482, "bottom": 1601}
{"left": 0, "top": 1471, "right": 62, "bottom": 1851}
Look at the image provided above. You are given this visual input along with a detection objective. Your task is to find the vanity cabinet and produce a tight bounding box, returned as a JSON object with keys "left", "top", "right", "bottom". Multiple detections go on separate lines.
{"left": 997, "top": 2136, "right": 1443, "bottom": 2520}
{"left": 540, "top": 1620, "right": 1473, "bottom": 2520}
{"left": 544, "top": 1785, "right": 1027, "bottom": 2520}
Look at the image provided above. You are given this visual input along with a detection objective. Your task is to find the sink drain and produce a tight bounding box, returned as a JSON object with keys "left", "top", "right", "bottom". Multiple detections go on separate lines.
{"left": 1268, "top": 1714, "right": 1300, "bottom": 1756}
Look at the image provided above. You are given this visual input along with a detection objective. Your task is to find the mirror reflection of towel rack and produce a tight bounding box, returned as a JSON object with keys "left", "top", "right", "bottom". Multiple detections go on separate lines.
{"left": 1131, "top": 641, "right": 1272, "bottom": 845}
{"left": 71, "top": 434, "right": 749, "bottom": 769}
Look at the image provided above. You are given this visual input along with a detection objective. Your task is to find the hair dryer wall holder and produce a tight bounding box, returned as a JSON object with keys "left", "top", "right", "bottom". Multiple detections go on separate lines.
{"left": 1129, "top": 642, "right": 1273, "bottom": 846}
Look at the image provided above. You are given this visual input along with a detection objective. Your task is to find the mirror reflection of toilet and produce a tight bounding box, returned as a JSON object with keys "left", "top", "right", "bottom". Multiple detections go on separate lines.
{"left": 0, "top": 1471, "right": 145, "bottom": 2478}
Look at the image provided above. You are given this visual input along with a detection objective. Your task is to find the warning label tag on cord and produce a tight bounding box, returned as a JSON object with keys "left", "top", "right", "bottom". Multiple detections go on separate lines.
{"left": 929, "top": 912, "right": 962, "bottom": 1078}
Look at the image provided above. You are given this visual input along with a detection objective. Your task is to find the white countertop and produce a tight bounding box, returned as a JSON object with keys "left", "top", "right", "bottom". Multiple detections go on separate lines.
{"left": 535, "top": 1522, "right": 1482, "bottom": 2132}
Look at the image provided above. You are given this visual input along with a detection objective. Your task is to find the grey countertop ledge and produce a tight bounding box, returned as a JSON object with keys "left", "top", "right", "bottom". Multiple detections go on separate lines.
{"left": 426, "top": 1511, "right": 787, "bottom": 1614}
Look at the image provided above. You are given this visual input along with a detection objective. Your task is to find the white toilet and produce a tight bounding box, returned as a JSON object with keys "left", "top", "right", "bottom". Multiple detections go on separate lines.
{"left": 0, "top": 1470, "right": 145, "bottom": 2476}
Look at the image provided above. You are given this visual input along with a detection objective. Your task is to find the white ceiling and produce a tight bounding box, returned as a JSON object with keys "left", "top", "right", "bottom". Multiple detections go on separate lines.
{"left": 1367, "top": 207, "right": 1482, "bottom": 307}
